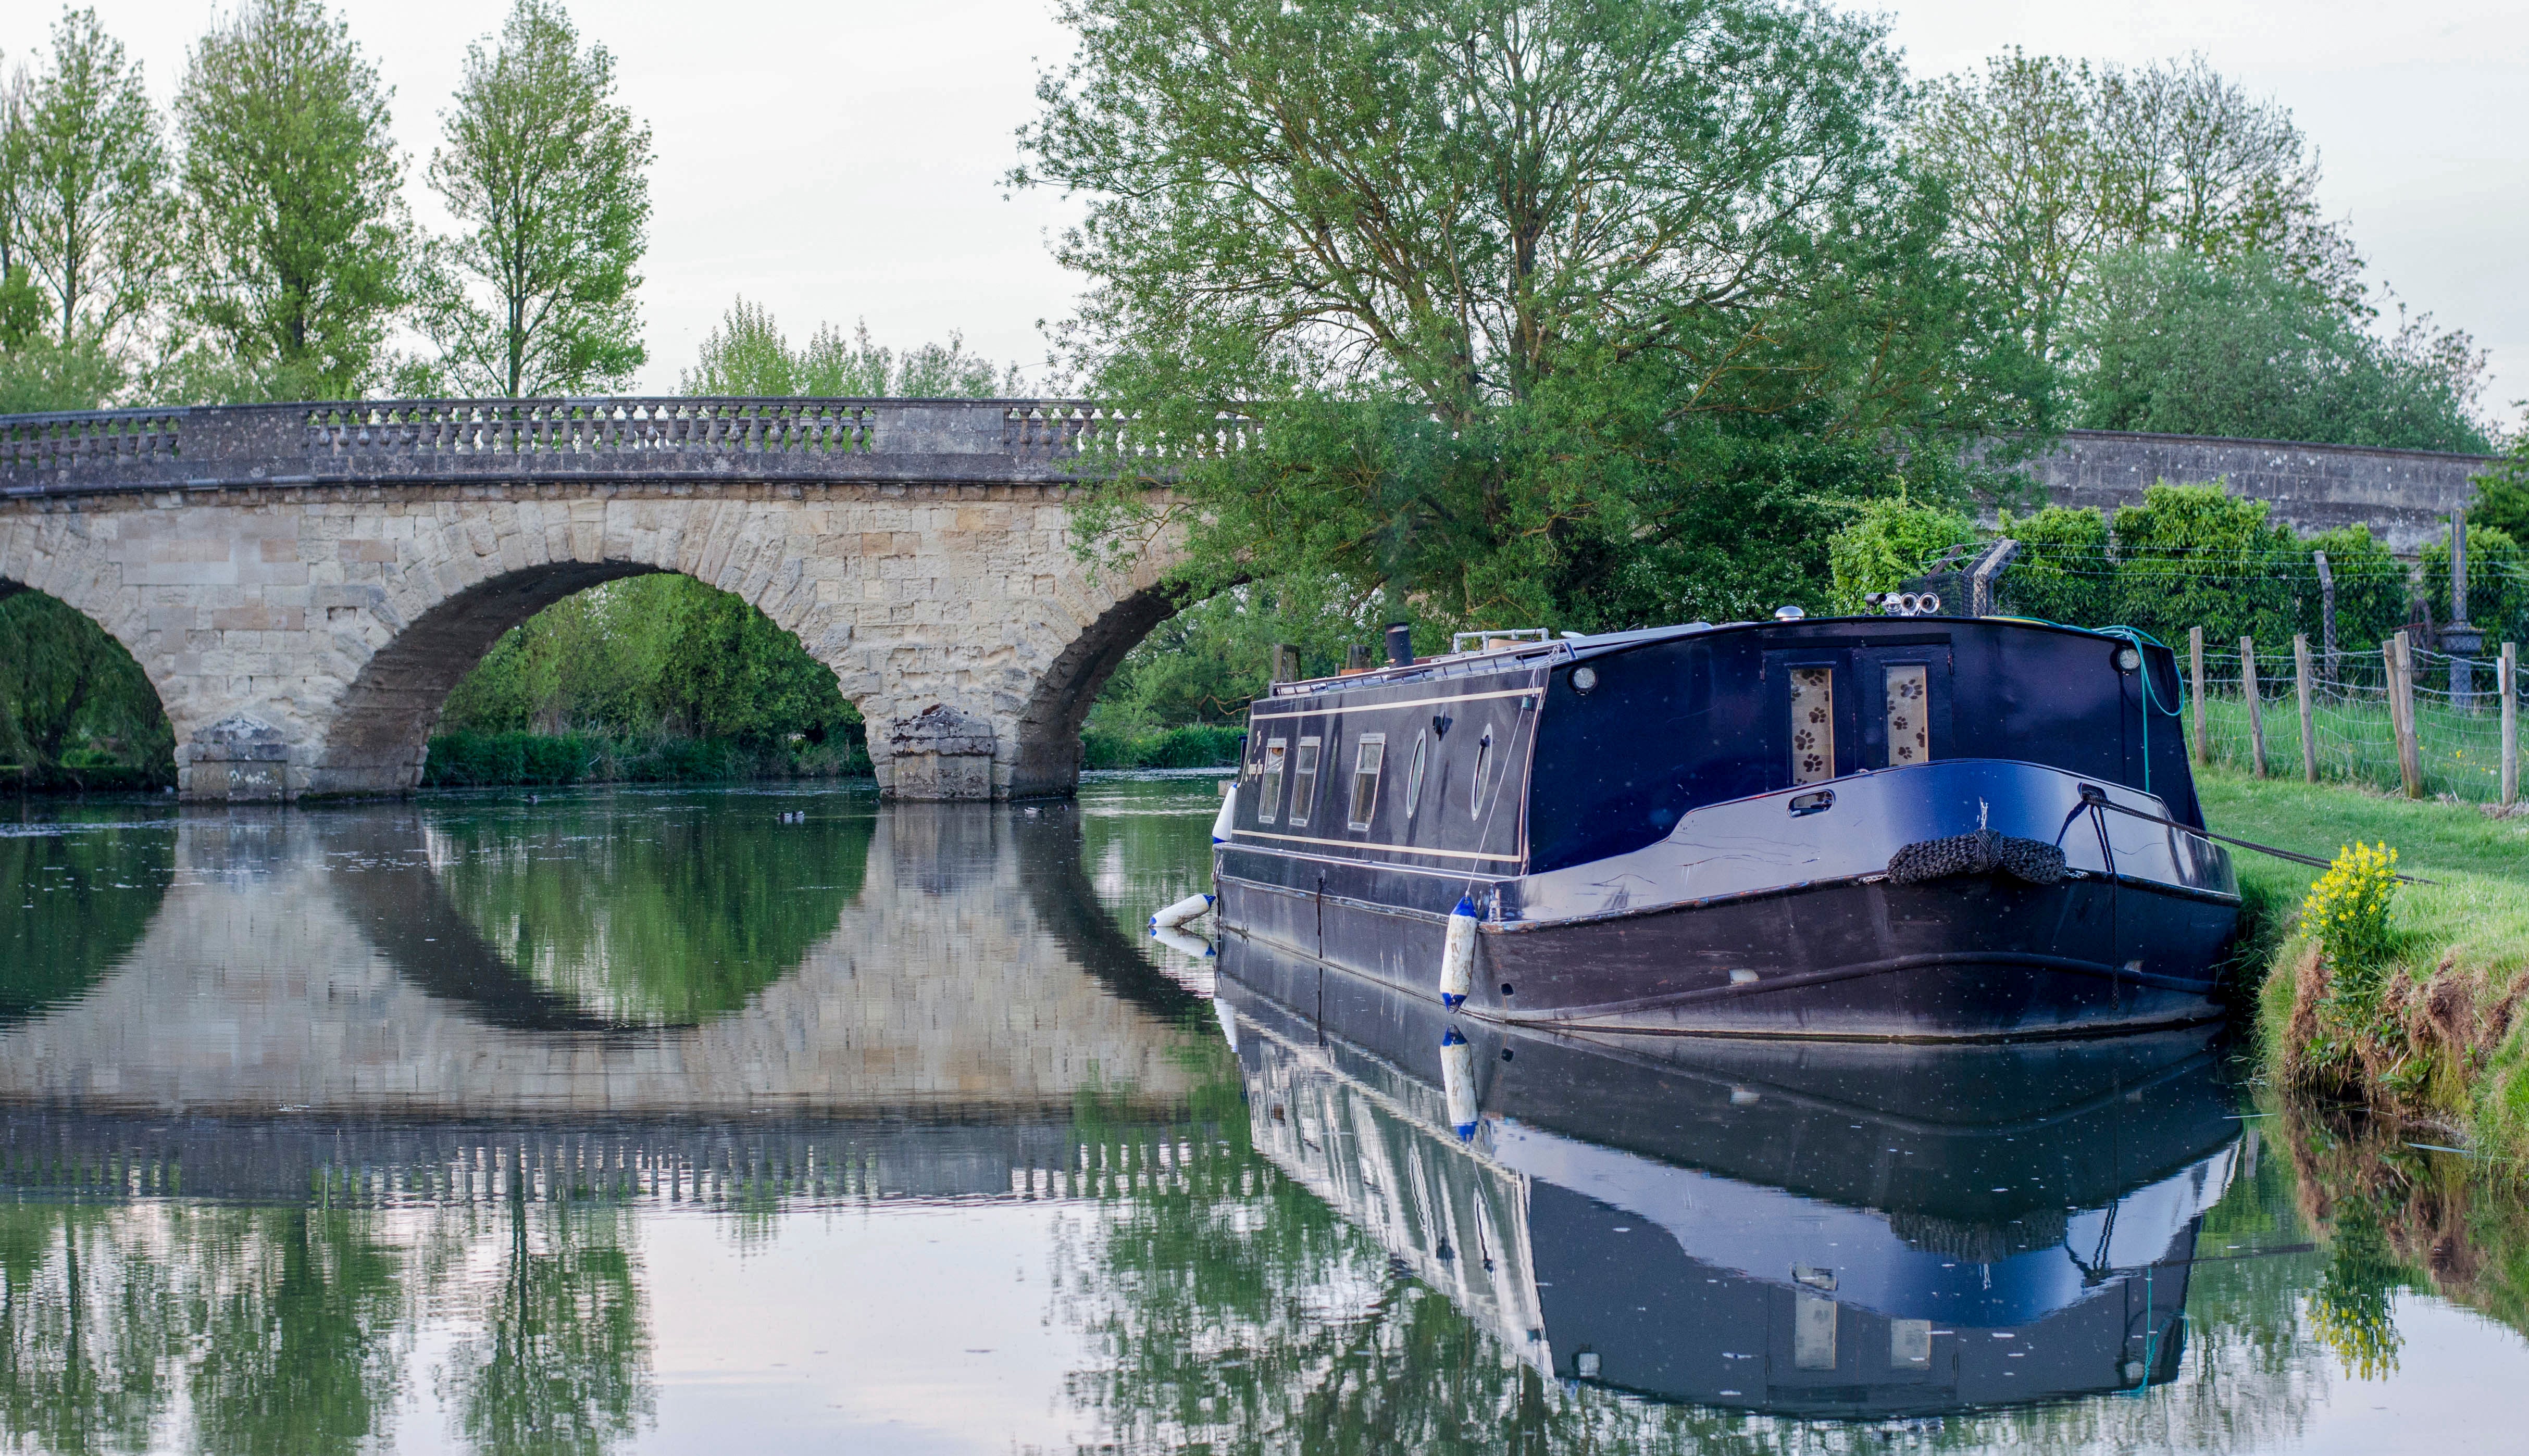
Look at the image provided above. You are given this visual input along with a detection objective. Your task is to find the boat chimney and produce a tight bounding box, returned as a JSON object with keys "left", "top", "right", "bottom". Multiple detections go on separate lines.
{"left": 1384, "top": 622, "right": 1415, "bottom": 667}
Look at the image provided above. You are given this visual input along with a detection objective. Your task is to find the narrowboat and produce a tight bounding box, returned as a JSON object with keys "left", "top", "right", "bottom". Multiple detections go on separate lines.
{"left": 1214, "top": 940, "right": 2240, "bottom": 1415}
{"left": 1213, "top": 614, "right": 2239, "bottom": 1041}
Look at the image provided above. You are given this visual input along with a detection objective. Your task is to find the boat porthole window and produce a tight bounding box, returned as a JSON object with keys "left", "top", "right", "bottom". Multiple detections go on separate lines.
{"left": 1884, "top": 664, "right": 1928, "bottom": 767}
{"left": 1288, "top": 736, "right": 1322, "bottom": 827}
{"left": 1790, "top": 667, "right": 1835, "bottom": 785}
{"left": 1469, "top": 729, "right": 1493, "bottom": 819}
{"left": 1348, "top": 734, "right": 1385, "bottom": 831}
{"left": 1405, "top": 733, "right": 1428, "bottom": 818}
{"left": 1258, "top": 738, "right": 1287, "bottom": 823}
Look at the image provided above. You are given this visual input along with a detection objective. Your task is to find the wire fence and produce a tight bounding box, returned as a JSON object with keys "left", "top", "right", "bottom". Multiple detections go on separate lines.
{"left": 2187, "top": 641, "right": 2522, "bottom": 804}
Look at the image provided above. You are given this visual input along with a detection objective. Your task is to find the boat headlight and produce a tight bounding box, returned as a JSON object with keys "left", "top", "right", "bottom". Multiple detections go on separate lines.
{"left": 1571, "top": 666, "right": 1598, "bottom": 694}
{"left": 2115, "top": 646, "right": 2141, "bottom": 672}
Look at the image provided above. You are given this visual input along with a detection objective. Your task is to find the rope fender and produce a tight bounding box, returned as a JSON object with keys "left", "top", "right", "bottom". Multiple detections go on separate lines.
{"left": 1886, "top": 829, "right": 2067, "bottom": 887}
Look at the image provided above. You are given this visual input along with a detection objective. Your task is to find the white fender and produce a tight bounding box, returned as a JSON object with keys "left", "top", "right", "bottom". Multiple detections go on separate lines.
{"left": 1211, "top": 781, "right": 1239, "bottom": 844}
{"left": 1150, "top": 924, "right": 1215, "bottom": 960}
{"left": 1440, "top": 1026, "right": 1479, "bottom": 1140}
{"left": 1439, "top": 895, "right": 1478, "bottom": 1007}
{"left": 1151, "top": 892, "right": 1215, "bottom": 930}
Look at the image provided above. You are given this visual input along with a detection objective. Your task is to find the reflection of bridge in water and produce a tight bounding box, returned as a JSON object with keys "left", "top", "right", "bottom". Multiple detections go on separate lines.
{"left": 0, "top": 797, "right": 1216, "bottom": 1200}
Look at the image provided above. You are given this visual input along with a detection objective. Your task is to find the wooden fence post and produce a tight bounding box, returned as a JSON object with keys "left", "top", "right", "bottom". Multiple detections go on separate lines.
{"left": 2390, "top": 630, "right": 2424, "bottom": 799}
{"left": 2503, "top": 642, "right": 2519, "bottom": 809}
{"left": 2294, "top": 633, "right": 2318, "bottom": 783}
{"left": 2314, "top": 550, "right": 2337, "bottom": 686}
{"left": 2189, "top": 626, "right": 2208, "bottom": 764}
{"left": 2242, "top": 636, "right": 2266, "bottom": 777}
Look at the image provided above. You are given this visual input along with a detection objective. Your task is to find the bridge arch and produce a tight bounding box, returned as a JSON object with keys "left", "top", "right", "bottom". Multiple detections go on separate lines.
{"left": 0, "top": 530, "right": 181, "bottom": 791}
{"left": 0, "top": 398, "right": 1207, "bottom": 799}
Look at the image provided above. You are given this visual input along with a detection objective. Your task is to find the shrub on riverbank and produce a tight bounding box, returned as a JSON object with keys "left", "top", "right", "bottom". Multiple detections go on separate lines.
{"left": 2197, "top": 767, "right": 2529, "bottom": 1158}
{"left": 1081, "top": 723, "right": 1245, "bottom": 771}
{"left": 422, "top": 730, "right": 871, "bottom": 787}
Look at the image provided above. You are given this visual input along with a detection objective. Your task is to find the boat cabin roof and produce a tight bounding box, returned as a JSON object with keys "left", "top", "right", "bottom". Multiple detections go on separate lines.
{"left": 1264, "top": 616, "right": 2132, "bottom": 699}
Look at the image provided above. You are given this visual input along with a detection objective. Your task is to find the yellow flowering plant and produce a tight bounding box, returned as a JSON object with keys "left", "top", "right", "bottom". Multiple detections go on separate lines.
{"left": 2301, "top": 840, "right": 2400, "bottom": 1011}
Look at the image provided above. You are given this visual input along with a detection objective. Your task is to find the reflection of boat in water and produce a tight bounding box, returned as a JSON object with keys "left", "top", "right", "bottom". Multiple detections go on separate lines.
{"left": 1217, "top": 934, "right": 2242, "bottom": 1417}
{"left": 1215, "top": 618, "right": 2239, "bottom": 1040}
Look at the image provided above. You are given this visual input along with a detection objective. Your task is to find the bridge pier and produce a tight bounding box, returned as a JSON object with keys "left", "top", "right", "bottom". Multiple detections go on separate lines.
{"left": 0, "top": 398, "right": 1183, "bottom": 802}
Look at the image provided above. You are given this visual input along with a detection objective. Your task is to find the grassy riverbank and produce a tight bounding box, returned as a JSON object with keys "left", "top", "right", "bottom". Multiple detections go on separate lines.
{"left": 2195, "top": 765, "right": 2529, "bottom": 1160}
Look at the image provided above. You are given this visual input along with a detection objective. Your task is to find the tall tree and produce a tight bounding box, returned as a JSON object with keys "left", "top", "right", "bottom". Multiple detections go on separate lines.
{"left": 415, "top": 0, "right": 650, "bottom": 397}
{"left": 679, "top": 297, "right": 1020, "bottom": 396}
{"left": 2074, "top": 248, "right": 2488, "bottom": 452}
{"left": 1914, "top": 50, "right": 2363, "bottom": 365}
{"left": 1018, "top": 0, "right": 2040, "bottom": 629}
{"left": 0, "top": 10, "right": 173, "bottom": 403}
{"left": 173, "top": 0, "right": 410, "bottom": 400}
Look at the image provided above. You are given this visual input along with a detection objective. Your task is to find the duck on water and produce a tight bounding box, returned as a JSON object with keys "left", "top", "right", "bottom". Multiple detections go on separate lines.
{"left": 1210, "top": 612, "right": 2239, "bottom": 1041}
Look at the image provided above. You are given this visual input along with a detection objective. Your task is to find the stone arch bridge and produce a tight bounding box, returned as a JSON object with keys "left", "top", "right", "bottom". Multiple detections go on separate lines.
{"left": 0, "top": 398, "right": 1178, "bottom": 800}
{"left": 4, "top": 398, "right": 2492, "bottom": 801}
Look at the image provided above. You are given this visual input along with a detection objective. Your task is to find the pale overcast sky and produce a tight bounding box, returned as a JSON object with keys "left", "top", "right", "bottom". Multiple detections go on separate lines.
{"left": 44, "top": 0, "right": 2529, "bottom": 429}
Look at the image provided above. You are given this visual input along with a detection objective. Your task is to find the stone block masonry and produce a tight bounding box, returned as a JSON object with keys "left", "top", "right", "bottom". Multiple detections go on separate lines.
{"left": 0, "top": 398, "right": 1174, "bottom": 800}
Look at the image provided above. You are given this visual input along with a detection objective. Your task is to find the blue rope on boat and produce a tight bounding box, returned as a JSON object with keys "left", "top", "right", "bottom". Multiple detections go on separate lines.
{"left": 1994, "top": 618, "right": 2187, "bottom": 796}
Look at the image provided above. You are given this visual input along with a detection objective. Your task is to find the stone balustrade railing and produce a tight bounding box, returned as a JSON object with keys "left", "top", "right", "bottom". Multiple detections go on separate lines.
{"left": 0, "top": 397, "right": 1141, "bottom": 496}
{"left": 2, "top": 400, "right": 2494, "bottom": 550}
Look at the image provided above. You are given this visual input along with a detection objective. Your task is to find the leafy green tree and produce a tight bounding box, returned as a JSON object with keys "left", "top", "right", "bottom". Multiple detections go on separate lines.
{"left": 2472, "top": 426, "right": 2529, "bottom": 543}
{"left": 0, "top": 9, "right": 176, "bottom": 407}
{"left": 1824, "top": 496, "right": 1980, "bottom": 613}
{"left": 2109, "top": 481, "right": 2306, "bottom": 647}
{"left": 679, "top": 297, "right": 1021, "bottom": 396}
{"left": 2074, "top": 248, "right": 2489, "bottom": 452}
{"left": 415, "top": 0, "right": 650, "bottom": 397}
{"left": 1020, "top": 0, "right": 2045, "bottom": 632}
{"left": 2422, "top": 523, "right": 2529, "bottom": 650}
{"left": 1915, "top": 49, "right": 2362, "bottom": 365}
{"left": 0, "top": 588, "right": 173, "bottom": 775}
{"left": 172, "top": 0, "right": 410, "bottom": 400}
{"left": 435, "top": 574, "right": 857, "bottom": 754}
{"left": 1994, "top": 503, "right": 2115, "bottom": 625}
{"left": 2298, "top": 522, "right": 2411, "bottom": 655}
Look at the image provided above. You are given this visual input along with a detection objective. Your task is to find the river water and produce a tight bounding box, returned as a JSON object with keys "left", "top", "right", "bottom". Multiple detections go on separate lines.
{"left": 1, "top": 776, "right": 2523, "bottom": 1453}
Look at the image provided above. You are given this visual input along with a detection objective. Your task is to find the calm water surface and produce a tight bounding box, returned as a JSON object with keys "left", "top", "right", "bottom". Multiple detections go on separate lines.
{"left": 2, "top": 777, "right": 2524, "bottom": 1453}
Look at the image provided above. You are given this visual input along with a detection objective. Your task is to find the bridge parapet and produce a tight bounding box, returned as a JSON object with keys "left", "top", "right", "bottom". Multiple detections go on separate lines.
{"left": 1, "top": 396, "right": 1136, "bottom": 496}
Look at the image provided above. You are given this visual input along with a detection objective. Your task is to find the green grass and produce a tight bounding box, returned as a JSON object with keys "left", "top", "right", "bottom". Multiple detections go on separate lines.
{"left": 2195, "top": 692, "right": 2518, "bottom": 803}
{"left": 2196, "top": 764, "right": 2529, "bottom": 1157}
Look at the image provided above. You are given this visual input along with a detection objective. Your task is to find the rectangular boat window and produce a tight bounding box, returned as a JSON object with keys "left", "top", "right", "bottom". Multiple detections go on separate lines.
{"left": 1348, "top": 734, "right": 1385, "bottom": 831}
{"left": 1794, "top": 1294, "right": 1839, "bottom": 1371}
{"left": 1405, "top": 732, "right": 1428, "bottom": 818}
{"left": 1890, "top": 1319, "right": 1932, "bottom": 1371}
{"left": 1288, "top": 737, "right": 1322, "bottom": 827}
{"left": 1258, "top": 738, "right": 1287, "bottom": 823}
{"left": 1790, "top": 666, "right": 1836, "bottom": 785}
{"left": 1885, "top": 664, "right": 1929, "bottom": 767}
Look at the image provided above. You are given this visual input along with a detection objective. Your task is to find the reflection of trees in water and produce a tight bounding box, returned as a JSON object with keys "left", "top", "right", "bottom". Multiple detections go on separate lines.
{"left": 2280, "top": 1100, "right": 2529, "bottom": 1377}
{"left": 188, "top": 1210, "right": 407, "bottom": 1456}
{"left": 0, "top": 1196, "right": 652, "bottom": 1456}
{"left": 446, "top": 1195, "right": 652, "bottom": 1456}
{"left": 0, "top": 825, "right": 172, "bottom": 1025}
{"left": 1053, "top": 1033, "right": 2335, "bottom": 1455}
{"left": 425, "top": 801, "right": 872, "bottom": 1024}
{"left": 0, "top": 1206, "right": 186, "bottom": 1454}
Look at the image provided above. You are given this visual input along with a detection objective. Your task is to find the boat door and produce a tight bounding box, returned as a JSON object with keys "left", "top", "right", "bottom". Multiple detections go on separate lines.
{"left": 1765, "top": 639, "right": 1955, "bottom": 787}
{"left": 1853, "top": 641, "right": 1954, "bottom": 771}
